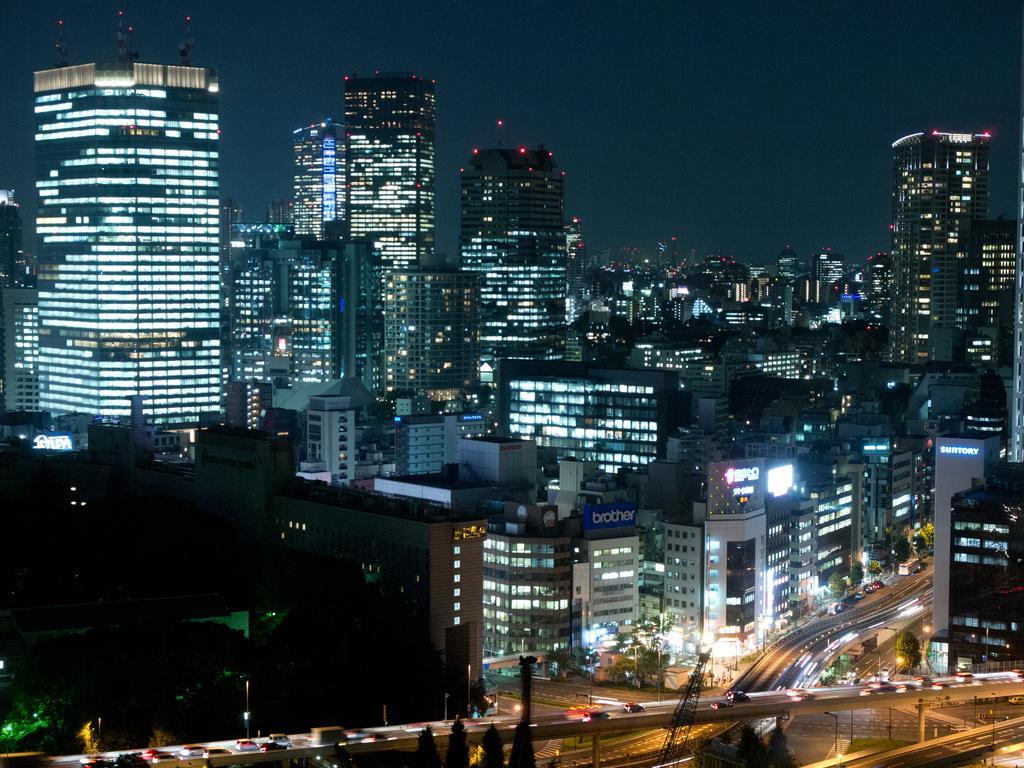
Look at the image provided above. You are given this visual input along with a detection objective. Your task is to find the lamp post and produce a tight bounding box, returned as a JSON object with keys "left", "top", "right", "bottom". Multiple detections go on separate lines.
{"left": 825, "top": 712, "right": 840, "bottom": 765}
{"left": 467, "top": 664, "right": 472, "bottom": 717}
{"left": 444, "top": 692, "right": 450, "bottom": 722}
{"left": 244, "top": 679, "right": 251, "bottom": 739}
{"left": 97, "top": 717, "right": 102, "bottom": 748}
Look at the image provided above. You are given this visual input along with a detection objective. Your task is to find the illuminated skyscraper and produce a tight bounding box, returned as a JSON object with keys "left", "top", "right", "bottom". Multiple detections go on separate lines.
{"left": 383, "top": 268, "right": 479, "bottom": 400}
{"left": 890, "top": 131, "right": 990, "bottom": 363}
{"left": 34, "top": 61, "right": 221, "bottom": 424}
{"left": 565, "top": 216, "right": 590, "bottom": 322}
{"left": 0, "top": 190, "right": 27, "bottom": 288}
{"left": 811, "top": 249, "right": 844, "bottom": 287}
{"left": 267, "top": 198, "right": 294, "bottom": 224}
{"left": 461, "top": 146, "right": 566, "bottom": 363}
{"left": 957, "top": 218, "right": 1016, "bottom": 334}
{"left": 776, "top": 245, "right": 800, "bottom": 281}
{"left": 293, "top": 118, "right": 342, "bottom": 239}
{"left": 344, "top": 73, "right": 436, "bottom": 291}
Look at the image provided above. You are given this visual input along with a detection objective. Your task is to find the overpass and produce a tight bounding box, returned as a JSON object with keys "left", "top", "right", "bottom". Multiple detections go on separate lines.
{"left": 48, "top": 673, "right": 1024, "bottom": 768}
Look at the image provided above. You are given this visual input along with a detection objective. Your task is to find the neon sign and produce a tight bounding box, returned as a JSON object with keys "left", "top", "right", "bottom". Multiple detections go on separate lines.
{"left": 939, "top": 445, "right": 980, "bottom": 456}
{"left": 724, "top": 466, "right": 759, "bottom": 485}
{"left": 33, "top": 433, "right": 73, "bottom": 451}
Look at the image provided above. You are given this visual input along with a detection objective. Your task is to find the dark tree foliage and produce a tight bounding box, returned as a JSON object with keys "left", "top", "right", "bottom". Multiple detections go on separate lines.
{"left": 416, "top": 727, "right": 442, "bottom": 768}
{"left": 481, "top": 724, "right": 505, "bottom": 768}
{"left": 893, "top": 537, "right": 911, "bottom": 563}
{"left": 736, "top": 725, "right": 768, "bottom": 768}
{"left": 767, "top": 728, "right": 795, "bottom": 768}
{"left": 445, "top": 717, "right": 469, "bottom": 768}
{"left": 507, "top": 723, "right": 536, "bottom": 768}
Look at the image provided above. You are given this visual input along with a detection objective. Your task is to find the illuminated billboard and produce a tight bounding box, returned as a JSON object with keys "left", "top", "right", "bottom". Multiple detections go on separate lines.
{"left": 582, "top": 501, "right": 637, "bottom": 531}
{"left": 766, "top": 464, "right": 794, "bottom": 497}
{"left": 32, "top": 433, "right": 73, "bottom": 451}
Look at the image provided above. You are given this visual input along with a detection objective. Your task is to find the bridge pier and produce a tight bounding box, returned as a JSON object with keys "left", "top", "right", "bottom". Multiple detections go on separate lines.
{"left": 592, "top": 733, "right": 600, "bottom": 767}
{"left": 917, "top": 701, "right": 926, "bottom": 743}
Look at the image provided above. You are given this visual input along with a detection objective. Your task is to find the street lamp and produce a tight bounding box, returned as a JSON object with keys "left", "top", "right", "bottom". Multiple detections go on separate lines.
{"left": 825, "top": 712, "right": 840, "bottom": 766}
{"left": 244, "top": 679, "right": 251, "bottom": 739}
{"left": 444, "top": 692, "right": 450, "bottom": 722}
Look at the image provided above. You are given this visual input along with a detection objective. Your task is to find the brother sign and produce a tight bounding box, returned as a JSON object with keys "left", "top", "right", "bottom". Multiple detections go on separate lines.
{"left": 583, "top": 501, "right": 638, "bottom": 530}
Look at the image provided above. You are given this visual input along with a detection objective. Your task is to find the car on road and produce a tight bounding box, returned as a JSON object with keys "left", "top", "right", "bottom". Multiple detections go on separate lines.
{"left": 267, "top": 734, "right": 292, "bottom": 748}
{"left": 786, "top": 689, "right": 814, "bottom": 702}
{"left": 179, "top": 746, "right": 204, "bottom": 757}
{"left": 204, "top": 748, "right": 232, "bottom": 758}
{"left": 711, "top": 699, "right": 733, "bottom": 709}
{"left": 853, "top": 592, "right": 865, "bottom": 601}
{"left": 954, "top": 672, "right": 974, "bottom": 683}
{"left": 235, "top": 740, "right": 259, "bottom": 752}
{"left": 582, "top": 711, "right": 611, "bottom": 722}
{"left": 871, "top": 580, "right": 884, "bottom": 590}
{"left": 623, "top": 703, "right": 645, "bottom": 713}
{"left": 1008, "top": 696, "right": 1024, "bottom": 705}
{"left": 725, "top": 690, "right": 750, "bottom": 703}
{"left": 261, "top": 741, "right": 288, "bottom": 752}
{"left": 930, "top": 682, "right": 945, "bottom": 690}
{"left": 141, "top": 750, "right": 175, "bottom": 764}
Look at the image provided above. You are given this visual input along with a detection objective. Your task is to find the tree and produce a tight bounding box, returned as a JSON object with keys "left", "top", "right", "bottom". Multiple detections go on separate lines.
{"left": 895, "top": 631, "right": 921, "bottom": 671}
{"left": 481, "top": 725, "right": 504, "bottom": 768}
{"left": 736, "top": 725, "right": 768, "bottom": 768}
{"left": 919, "top": 522, "right": 935, "bottom": 550}
{"left": 868, "top": 561, "right": 883, "bottom": 575}
{"left": 912, "top": 533, "right": 927, "bottom": 557}
{"left": 849, "top": 561, "right": 864, "bottom": 586}
{"left": 828, "top": 572, "right": 846, "bottom": 600}
{"left": 417, "top": 727, "right": 443, "bottom": 768}
{"left": 507, "top": 723, "right": 535, "bottom": 768}
{"left": 445, "top": 718, "right": 469, "bottom": 768}
{"left": 766, "top": 728, "right": 795, "bottom": 768}
{"left": 546, "top": 648, "right": 573, "bottom": 680}
{"left": 893, "top": 537, "right": 911, "bottom": 564}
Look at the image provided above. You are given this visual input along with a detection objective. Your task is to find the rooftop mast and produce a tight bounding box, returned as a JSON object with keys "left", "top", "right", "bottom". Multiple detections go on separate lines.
{"left": 178, "top": 16, "right": 193, "bottom": 66}
{"left": 54, "top": 19, "right": 68, "bottom": 68}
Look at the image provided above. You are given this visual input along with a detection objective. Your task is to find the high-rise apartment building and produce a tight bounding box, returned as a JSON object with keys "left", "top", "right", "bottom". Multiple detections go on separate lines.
{"left": 344, "top": 73, "right": 436, "bottom": 288}
{"left": 890, "top": 131, "right": 990, "bottom": 363}
{"left": 866, "top": 252, "right": 891, "bottom": 318}
{"left": 383, "top": 268, "right": 479, "bottom": 400}
{"left": 957, "top": 218, "right": 1016, "bottom": 334}
{"left": 219, "top": 198, "right": 242, "bottom": 264}
{"left": 565, "top": 216, "right": 590, "bottom": 322}
{"left": 0, "top": 190, "right": 27, "bottom": 288}
{"left": 461, "top": 146, "right": 566, "bottom": 363}
{"left": 293, "top": 118, "right": 342, "bottom": 239}
{"left": 34, "top": 61, "right": 221, "bottom": 425}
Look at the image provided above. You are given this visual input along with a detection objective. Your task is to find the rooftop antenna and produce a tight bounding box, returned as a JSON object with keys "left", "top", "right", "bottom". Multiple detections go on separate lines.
{"left": 127, "top": 22, "right": 139, "bottom": 62}
{"left": 116, "top": 10, "right": 128, "bottom": 63}
{"left": 178, "top": 16, "right": 193, "bottom": 66}
{"left": 496, "top": 118, "right": 505, "bottom": 148}
{"left": 55, "top": 19, "right": 68, "bottom": 68}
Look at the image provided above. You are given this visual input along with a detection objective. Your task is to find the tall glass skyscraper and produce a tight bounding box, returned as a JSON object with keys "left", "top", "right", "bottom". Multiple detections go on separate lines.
{"left": 890, "top": 131, "right": 990, "bottom": 363}
{"left": 34, "top": 61, "right": 221, "bottom": 424}
{"left": 293, "top": 118, "right": 342, "bottom": 239}
{"left": 461, "top": 146, "right": 566, "bottom": 364}
{"left": 0, "top": 190, "right": 27, "bottom": 288}
{"left": 344, "top": 73, "right": 436, "bottom": 291}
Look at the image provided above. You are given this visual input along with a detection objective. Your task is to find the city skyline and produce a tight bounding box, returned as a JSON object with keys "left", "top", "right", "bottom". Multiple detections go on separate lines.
{"left": 0, "top": 1, "right": 1019, "bottom": 264}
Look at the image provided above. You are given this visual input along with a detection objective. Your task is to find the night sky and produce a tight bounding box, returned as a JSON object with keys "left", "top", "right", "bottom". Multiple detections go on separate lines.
{"left": 1, "top": 0, "right": 1020, "bottom": 266}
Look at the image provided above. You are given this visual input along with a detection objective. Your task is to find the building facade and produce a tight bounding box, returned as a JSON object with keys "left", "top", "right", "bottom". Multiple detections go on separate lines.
{"left": 0, "top": 190, "right": 27, "bottom": 288}
{"left": 497, "top": 360, "right": 689, "bottom": 473}
{"left": 1, "top": 287, "right": 39, "bottom": 412}
{"left": 461, "top": 146, "right": 566, "bottom": 363}
{"left": 957, "top": 218, "right": 1015, "bottom": 335}
{"left": 383, "top": 268, "right": 479, "bottom": 400}
{"left": 34, "top": 62, "right": 221, "bottom": 424}
{"left": 344, "top": 73, "right": 436, "bottom": 289}
{"left": 293, "top": 118, "right": 342, "bottom": 240}
{"left": 890, "top": 131, "right": 990, "bottom": 363}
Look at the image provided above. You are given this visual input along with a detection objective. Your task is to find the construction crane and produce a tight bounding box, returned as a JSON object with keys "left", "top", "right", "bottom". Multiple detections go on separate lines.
{"left": 655, "top": 650, "right": 711, "bottom": 768}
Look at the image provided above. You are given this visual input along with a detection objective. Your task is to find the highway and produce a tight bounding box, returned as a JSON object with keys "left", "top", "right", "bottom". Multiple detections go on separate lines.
{"left": 48, "top": 672, "right": 1024, "bottom": 768}
{"left": 736, "top": 569, "right": 933, "bottom": 692}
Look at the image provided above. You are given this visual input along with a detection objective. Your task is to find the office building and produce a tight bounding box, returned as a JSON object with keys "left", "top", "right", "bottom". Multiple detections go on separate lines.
{"left": 394, "top": 413, "right": 486, "bottom": 475}
{"left": 1, "top": 287, "right": 39, "bottom": 412}
{"left": 483, "top": 503, "right": 572, "bottom": 658}
{"left": 890, "top": 131, "right": 990, "bottom": 363}
{"left": 957, "top": 218, "right": 1016, "bottom": 334}
{"left": 565, "top": 216, "right": 590, "bottom": 322}
{"left": 662, "top": 520, "right": 704, "bottom": 644}
{"left": 866, "top": 252, "right": 891, "bottom": 318}
{"left": 224, "top": 379, "right": 271, "bottom": 431}
{"left": 776, "top": 245, "right": 800, "bottom": 281}
{"left": 344, "top": 73, "right": 436, "bottom": 285}
{"left": 267, "top": 198, "right": 294, "bottom": 224}
{"left": 293, "top": 118, "right": 342, "bottom": 239}
{"left": 932, "top": 433, "right": 1001, "bottom": 636}
{"left": 859, "top": 439, "right": 916, "bottom": 552}
{"left": 0, "top": 190, "right": 27, "bottom": 288}
{"left": 811, "top": 249, "right": 844, "bottom": 291}
{"left": 383, "top": 268, "right": 479, "bottom": 400}
{"left": 219, "top": 198, "right": 242, "bottom": 265}
{"left": 230, "top": 238, "right": 341, "bottom": 389}
{"left": 497, "top": 360, "right": 690, "bottom": 473}
{"left": 573, "top": 501, "right": 641, "bottom": 647}
{"left": 273, "top": 480, "right": 484, "bottom": 677}
{"left": 461, "top": 146, "right": 567, "bottom": 363}
{"left": 304, "top": 395, "right": 358, "bottom": 486}
{"left": 34, "top": 61, "right": 221, "bottom": 424}
{"left": 942, "top": 464, "right": 1024, "bottom": 672}
{"left": 804, "top": 474, "right": 854, "bottom": 589}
